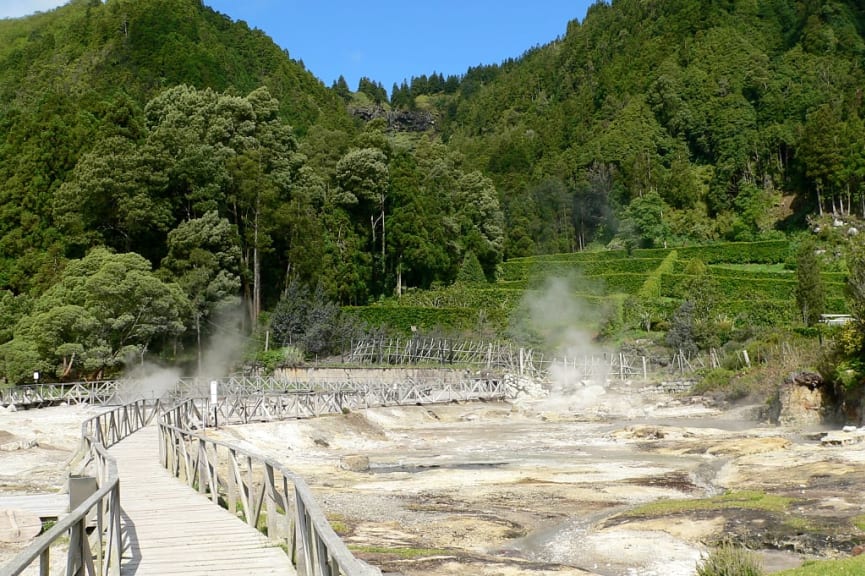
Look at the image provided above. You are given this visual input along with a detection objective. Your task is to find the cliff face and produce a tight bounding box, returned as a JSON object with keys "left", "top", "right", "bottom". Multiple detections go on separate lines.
{"left": 350, "top": 106, "right": 436, "bottom": 132}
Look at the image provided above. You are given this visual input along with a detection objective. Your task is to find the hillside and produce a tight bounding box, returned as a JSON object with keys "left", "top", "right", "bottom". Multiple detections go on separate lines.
{"left": 0, "top": 0, "right": 353, "bottom": 293}
{"left": 397, "top": 0, "right": 865, "bottom": 257}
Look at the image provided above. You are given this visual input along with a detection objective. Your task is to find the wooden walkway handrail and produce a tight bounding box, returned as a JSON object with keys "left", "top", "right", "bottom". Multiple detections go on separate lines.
{"left": 0, "top": 399, "right": 158, "bottom": 576}
{"left": 158, "top": 408, "right": 373, "bottom": 575}
{"left": 155, "top": 380, "right": 508, "bottom": 574}
{"left": 0, "top": 380, "right": 123, "bottom": 408}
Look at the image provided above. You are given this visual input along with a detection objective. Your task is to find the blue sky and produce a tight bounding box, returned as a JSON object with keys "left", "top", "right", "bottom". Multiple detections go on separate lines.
{"left": 1, "top": 1, "right": 594, "bottom": 93}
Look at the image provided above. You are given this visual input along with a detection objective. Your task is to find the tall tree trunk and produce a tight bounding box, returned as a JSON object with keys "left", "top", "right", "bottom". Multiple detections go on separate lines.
{"left": 253, "top": 206, "right": 261, "bottom": 324}
{"left": 817, "top": 184, "right": 824, "bottom": 216}
{"left": 196, "top": 314, "right": 202, "bottom": 376}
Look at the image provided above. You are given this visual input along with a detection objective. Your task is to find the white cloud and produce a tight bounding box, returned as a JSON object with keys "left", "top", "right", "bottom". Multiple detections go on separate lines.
{"left": 0, "top": 0, "right": 68, "bottom": 19}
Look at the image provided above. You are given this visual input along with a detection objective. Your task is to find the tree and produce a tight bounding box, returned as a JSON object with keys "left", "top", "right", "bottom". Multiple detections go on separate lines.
{"left": 161, "top": 211, "right": 241, "bottom": 373}
{"left": 336, "top": 147, "right": 390, "bottom": 275}
{"left": 53, "top": 136, "right": 171, "bottom": 257}
{"left": 795, "top": 238, "right": 825, "bottom": 326}
{"left": 666, "top": 301, "right": 699, "bottom": 357}
{"left": 3, "top": 248, "right": 187, "bottom": 380}
{"left": 456, "top": 251, "right": 487, "bottom": 285}
{"left": 624, "top": 191, "right": 670, "bottom": 248}
{"left": 455, "top": 171, "right": 505, "bottom": 279}
{"left": 269, "top": 281, "right": 343, "bottom": 357}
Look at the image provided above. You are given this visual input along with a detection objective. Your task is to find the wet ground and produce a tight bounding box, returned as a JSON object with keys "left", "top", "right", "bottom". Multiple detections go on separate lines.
{"left": 220, "top": 383, "right": 865, "bottom": 576}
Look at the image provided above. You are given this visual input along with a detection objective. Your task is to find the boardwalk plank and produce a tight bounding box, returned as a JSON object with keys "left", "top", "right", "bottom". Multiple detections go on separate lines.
{"left": 110, "top": 426, "right": 295, "bottom": 576}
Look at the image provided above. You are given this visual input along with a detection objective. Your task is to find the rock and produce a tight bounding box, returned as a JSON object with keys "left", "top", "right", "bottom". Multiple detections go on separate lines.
{"left": 348, "top": 105, "right": 436, "bottom": 132}
{"left": 820, "top": 430, "right": 865, "bottom": 446}
{"left": 849, "top": 227, "right": 859, "bottom": 236}
{"left": 340, "top": 454, "right": 370, "bottom": 472}
{"left": 768, "top": 372, "right": 827, "bottom": 427}
{"left": 504, "top": 373, "right": 547, "bottom": 399}
{"left": 313, "top": 437, "right": 330, "bottom": 448}
{"left": 853, "top": 545, "right": 864, "bottom": 556}
{"left": 0, "top": 438, "right": 38, "bottom": 452}
{"left": 706, "top": 437, "right": 791, "bottom": 457}
{"left": 0, "top": 509, "right": 42, "bottom": 543}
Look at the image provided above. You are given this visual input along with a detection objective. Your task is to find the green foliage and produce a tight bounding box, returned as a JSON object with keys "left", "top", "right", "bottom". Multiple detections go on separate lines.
{"left": 794, "top": 238, "right": 826, "bottom": 326}
{"left": 254, "top": 346, "right": 304, "bottom": 371}
{"left": 456, "top": 251, "right": 487, "bottom": 285}
{"left": 773, "top": 556, "right": 865, "bottom": 576}
{"left": 692, "top": 368, "right": 751, "bottom": 400}
{"left": 4, "top": 0, "right": 865, "bottom": 368}
{"left": 696, "top": 543, "right": 764, "bottom": 576}
{"left": 1, "top": 248, "right": 187, "bottom": 381}
{"left": 638, "top": 250, "right": 679, "bottom": 298}
{"left": 269, "top": 282, "right": 355, "bottom": 357}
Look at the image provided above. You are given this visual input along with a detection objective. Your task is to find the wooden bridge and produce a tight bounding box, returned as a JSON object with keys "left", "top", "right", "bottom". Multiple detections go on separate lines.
{"left": 1, "top": 377, "right": 507, "bottom": 576}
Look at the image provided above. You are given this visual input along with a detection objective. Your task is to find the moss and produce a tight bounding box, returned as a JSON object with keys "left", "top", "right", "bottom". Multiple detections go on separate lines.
{"left": 623, "top": 490, "right": 796, "bottom": 518}
{"left": 349, "top": 545, "right": 452, "bottom": 559}
{"left": 773, "top": 556, "right": 865, "bottom": 576}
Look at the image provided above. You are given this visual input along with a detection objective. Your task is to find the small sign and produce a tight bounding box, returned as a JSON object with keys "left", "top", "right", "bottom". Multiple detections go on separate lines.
{"left": 210, "top": 380, "right": 218, "bottom": 405}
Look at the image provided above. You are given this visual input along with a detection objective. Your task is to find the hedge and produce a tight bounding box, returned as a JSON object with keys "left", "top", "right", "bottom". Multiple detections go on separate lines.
{"left": 660, "top": 274, "right": 848, "bottom": 302}
{"left": 638, "top": 251, "right": 679, "bottom": 298}
{"left": 510, "top": 250, "right": 629, "bottom": 263}
{"left": 632, "top": 240, "right": 790, "bottom": 264}
{"left": 500, "top": 257, "right": 663, "bottom": 281}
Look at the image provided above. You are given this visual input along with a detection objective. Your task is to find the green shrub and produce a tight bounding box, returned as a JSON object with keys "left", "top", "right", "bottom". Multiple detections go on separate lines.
{"left": 696, "top": 543, "right": 763, "bottom": 576}
{"left": 638, "top": 250, "right": 679, "bottom": 298}
{"left": 456, "top": 251, "right": 487, "bottom": 284}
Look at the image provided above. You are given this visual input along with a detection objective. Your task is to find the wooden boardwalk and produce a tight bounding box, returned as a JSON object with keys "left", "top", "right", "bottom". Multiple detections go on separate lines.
{"left": 110, "top": 426, "right": 295, "bottom": 576}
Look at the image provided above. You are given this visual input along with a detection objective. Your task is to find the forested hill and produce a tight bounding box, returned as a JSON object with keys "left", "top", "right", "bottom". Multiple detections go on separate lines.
{"left": 410, "top": 0, "right": 865, "bottom": 256}
{"left": 2, "top": 0, "right": 865, "bottom": 381}
{"left": 0, "top": 0, "right": 352, "bottom": 293}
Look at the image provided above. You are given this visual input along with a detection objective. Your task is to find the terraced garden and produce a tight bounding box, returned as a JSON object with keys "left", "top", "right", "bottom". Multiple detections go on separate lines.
{"left": 347, "top": 240, "right": 849, "bottom": 337}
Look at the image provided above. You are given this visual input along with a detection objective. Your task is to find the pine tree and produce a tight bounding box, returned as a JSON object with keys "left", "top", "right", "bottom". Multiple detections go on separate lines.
{"left": 795, "top": 238, "right": 825, "bottom": 326}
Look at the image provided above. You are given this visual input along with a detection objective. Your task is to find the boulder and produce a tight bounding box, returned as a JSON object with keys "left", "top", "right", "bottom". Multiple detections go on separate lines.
{"left": 768, "top": 372, "right": 827, "bottom": 427}
{"left": 339, "top": 454, "right": 370, "bottom": 472}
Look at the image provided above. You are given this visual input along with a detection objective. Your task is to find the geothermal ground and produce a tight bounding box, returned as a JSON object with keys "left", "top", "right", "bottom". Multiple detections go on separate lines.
{"left": 2, "top": 383, "right": 865, "bottom": 575}
{"left": 214, "top": 382, "right": 865, "bottom": 576}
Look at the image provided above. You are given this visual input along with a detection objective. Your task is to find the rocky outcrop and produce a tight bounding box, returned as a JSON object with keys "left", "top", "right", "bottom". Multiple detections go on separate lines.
{"left": 349, "top": 106, "right": 436, "bottom": 132}
{"left": 768, "top": 372, "right": 827, "bottom": 426}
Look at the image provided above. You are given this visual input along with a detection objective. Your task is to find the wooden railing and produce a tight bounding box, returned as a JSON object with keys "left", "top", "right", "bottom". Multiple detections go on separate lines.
{"left": 174, "top": 374, "right": 509, "bottom": 409}
{"left": 0, "top": 399, "right": 159, "bottom": 576}
{"left": 0, "top": 380, "right": 123, "bottom": 408}
{"left": 158, "top": 400, "right": 377, "bottom": 576}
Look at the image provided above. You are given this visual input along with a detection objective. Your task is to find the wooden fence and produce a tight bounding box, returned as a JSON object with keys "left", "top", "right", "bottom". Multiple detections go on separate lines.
{"left": 0, "top": 399, "right": 160, "bottom": 576}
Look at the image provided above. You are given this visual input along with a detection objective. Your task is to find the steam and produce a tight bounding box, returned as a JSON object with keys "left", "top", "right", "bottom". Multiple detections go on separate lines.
{"left": 197, "top": 303, "right": 247, "bottom": 383}
{"left": 116, "top": 302, "right": 249, "bottom": 402}
{"left": 511, "top": 275, "right": 612, "bottom": 399}
{"left": 116, "top": 364, "right": 182, "bottom": 403}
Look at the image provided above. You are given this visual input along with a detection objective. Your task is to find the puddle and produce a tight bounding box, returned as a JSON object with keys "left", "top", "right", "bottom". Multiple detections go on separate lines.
{"left": 370, "top": 461, "right": 508, "bottom": 474}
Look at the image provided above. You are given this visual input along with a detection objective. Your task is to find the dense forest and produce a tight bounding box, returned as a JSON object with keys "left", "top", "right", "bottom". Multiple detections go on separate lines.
{"left": 1, "top": 0, "right": 864, "bottom": 381}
